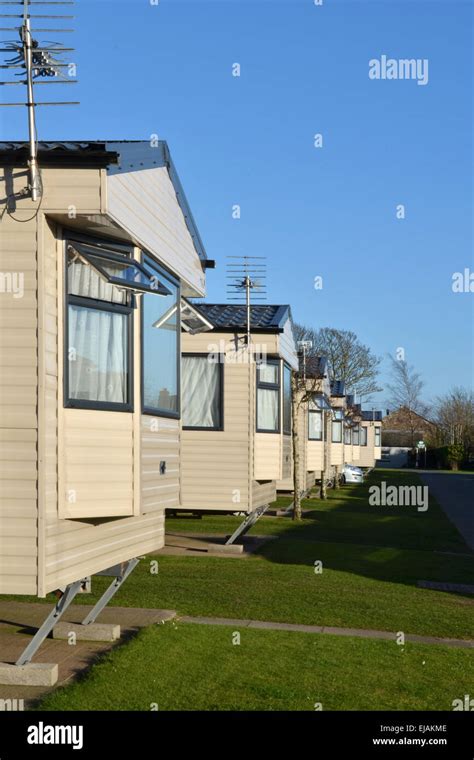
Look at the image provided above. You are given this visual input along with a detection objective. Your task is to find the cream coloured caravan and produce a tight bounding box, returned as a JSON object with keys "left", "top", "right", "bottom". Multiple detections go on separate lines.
{"left": 179, "top": 304, "right": 298, "bottom": 530}
{"left": 277, "top": 357, "right": 332, "bottom": 493}
{"left": 0, "top": 141, "right": 209, "bottom": 669}
{"left": 359, "top": 411, "right": 383, "bottom": 468}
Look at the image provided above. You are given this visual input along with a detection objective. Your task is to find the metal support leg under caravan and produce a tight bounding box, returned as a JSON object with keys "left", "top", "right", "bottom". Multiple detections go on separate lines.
{"left": 81, "top": 558, "right": 140, "bottom": 626}
{"left": 225, "top": 505, "right": 269, "bottom": 545}
{"left": 16, "top": 580, "right": 85, "bottom": 667}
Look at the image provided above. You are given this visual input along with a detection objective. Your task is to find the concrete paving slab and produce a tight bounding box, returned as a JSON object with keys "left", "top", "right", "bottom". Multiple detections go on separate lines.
{"left": 180, "top": 615, "right": 474, "bottom": 649}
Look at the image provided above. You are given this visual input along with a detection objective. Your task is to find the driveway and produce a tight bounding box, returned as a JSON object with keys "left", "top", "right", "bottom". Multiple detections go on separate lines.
{"left": 420, "top": 472, "right": 474, "bottom": 551}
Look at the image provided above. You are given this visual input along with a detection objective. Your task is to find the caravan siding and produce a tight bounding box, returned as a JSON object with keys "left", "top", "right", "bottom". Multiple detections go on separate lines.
{"left": 181, "top": 332, "right": 251, "bottom": 511}
{"left": 107, "top": 158, "right": 205, "bottom": 298}
{"left": 0, "top": 200, "right": 38, "bottom": 594}
{"left": 254, "top": 433, "right": 281, "bottom": 480}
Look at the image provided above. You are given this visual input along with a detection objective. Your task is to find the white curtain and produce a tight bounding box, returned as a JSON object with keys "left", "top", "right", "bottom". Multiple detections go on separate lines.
{"left": 257, "top": 388, "right": 278, "bottom": 431}
{"left": 182, "top": 356, "right": 220, "bottom": 427}
{"left": 68, "top": 305, "right": 127, "bottom": 403}
{"left": 258, "top": 362, "right": 278, "bottom": 384}
{"left": 68, "top": 254, "right": 126, "bottom": 304}
{"left": 309, "top": 411, "right": 322, "bottom": 440}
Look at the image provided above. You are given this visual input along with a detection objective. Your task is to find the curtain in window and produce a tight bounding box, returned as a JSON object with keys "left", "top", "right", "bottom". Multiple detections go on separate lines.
{"left": 68, "top": 253, "right": 126, "bottom": 304}
{"left": 360, "top": 427, "right": 368, "bottom": 445}
{"left": 257, "top": 388, "right": 278, "bottom": 431}
{"left": 332, "top": 421, "right": 342, "bottom": 443}
{"left": 182, "top": 356, "right": 221, "bottom": 428}
{"left": 309, "top": 411, "right": 322, "bottom": 440}
{"left": 258, "top": 362, "right": 278, "bottom": 384}
{"left": 68, "top": 304, "right": 128, "bottom": 403}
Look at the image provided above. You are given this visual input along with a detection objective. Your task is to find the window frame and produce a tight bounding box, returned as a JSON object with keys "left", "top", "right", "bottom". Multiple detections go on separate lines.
{"left": 282, "top": 363, "right": 292, "bottom": 436}
{"left": 360, "top": 426, "right": 368, "bottom": 446}
{"left": 256, "top": 358, "right": 281, "bottom": 434}
{"left": 331, "top": 409, "right": 343, "bottom": 443}
{"left": 141, "top": 255, "right": 181, "bottom": 419}
{"left": 374, "top": 426, "right": 382, "bottom": 447}
{"left": 344, "top": 424, "right": 351, "bottom": 445}
{"left": 181, "top": 352, "right": 224, "bottom": 431}
{"left": 67, "top": 241, "right": 172, "bottom": 297}
{"left": 352, "top": 424, "right": 360, "bottom": 446}
{"left": 63, "top": 233, "right": 135, "bottom": 413}
{"left": 308, "top": 406, "right": 323, "bottom": 441}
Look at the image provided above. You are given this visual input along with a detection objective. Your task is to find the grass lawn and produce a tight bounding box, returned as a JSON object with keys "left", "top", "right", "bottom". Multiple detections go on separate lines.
{"left": 6, "top": 471, "right": 473, "bottom": 640}
{"left": 57, "top": 469, "right": 474, "bottom": 640}
{"left": 35, "top": 622, "right": 473, "bottom": 711}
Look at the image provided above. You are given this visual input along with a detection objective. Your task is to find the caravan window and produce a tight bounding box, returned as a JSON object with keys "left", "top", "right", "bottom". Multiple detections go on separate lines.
{"left": 256, "top": 360, "right": 280, "bottom": 433}
{"left": 308, "top": 399, "right": 323, "bottom": 441}
{"left": 65, "top": 239, "right": 134, "bottom": 411}
{"left": 142, "top": 257, "right": 180, "bottom": 417}
{"left": 182, "top": 354, "right": 223, "bottom": 430}
{"left": 282, "top": 364, "right": 292, "bottom": 435}
{"left": 352, "top": 424, "right": 360, "bottom": 445}
{"left": 331, "top": 410, "right": 343, "bottom": 443}
{"left": 360, "top": 426, "right": 368, "bottom": 446}
{"left": 344, "top": 425, "right": 351, "bottom": 445}
{"left": 375, "top": 426, "right": 381, "bottom": 447}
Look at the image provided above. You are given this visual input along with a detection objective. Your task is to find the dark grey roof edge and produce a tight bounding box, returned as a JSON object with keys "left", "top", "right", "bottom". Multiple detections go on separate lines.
{"left": 0, "top": 141, "right": 119, "bottom": 168}
{"left": 162, "top": 141, "right": 207, "bottom": 262}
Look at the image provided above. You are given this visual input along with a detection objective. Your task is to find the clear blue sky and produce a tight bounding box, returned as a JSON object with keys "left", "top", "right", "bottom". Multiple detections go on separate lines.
{"left": 2, "top": 0, "right": 472, "bottom": 408}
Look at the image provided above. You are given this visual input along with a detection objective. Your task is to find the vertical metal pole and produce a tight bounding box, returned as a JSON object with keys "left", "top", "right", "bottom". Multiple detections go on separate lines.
{"left": 246, "top": 274, "right": 251, "bottom": 349}
{"left": 22, "top": 9, "right": 40, "bottom": 201}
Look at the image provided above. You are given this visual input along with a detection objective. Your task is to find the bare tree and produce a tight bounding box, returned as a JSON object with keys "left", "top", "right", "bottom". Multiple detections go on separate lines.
{"left": 433, "top": 387, "right": 474, "bottom": 450}
{"left": 386, "top": 355, "right": 429, "bottom": 447}
{"left": 291, "top": 367, "right": 323, "bottom": 520}
{"left": 294, "top": 325, "right": 382, "bottom": 399}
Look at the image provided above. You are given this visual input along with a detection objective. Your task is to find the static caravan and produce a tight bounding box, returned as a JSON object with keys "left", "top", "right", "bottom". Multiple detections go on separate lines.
{"left": 179, "top": 303, "right": 298, "bottom": 539}
{"left": 359, "top": 411, "right": 383, "bottom": 468}
{"left": 329, "top": 380, "right": 347, "bottom": 479}
{"left": 0, "top": 140, "right": 209, "bottom": 669}
{"left": 277, "top": 357, "right": 332, "bottom": 494}
{"left": 344, "top": 395, "right": 362, "bottom": 466}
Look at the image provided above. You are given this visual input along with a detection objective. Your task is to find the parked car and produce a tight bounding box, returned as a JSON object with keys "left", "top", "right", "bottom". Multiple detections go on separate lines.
{"left": 342, "top": 464, "right": 364, "bottom": 484}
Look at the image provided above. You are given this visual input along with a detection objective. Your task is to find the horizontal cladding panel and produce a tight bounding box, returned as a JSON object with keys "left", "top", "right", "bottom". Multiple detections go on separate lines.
{"left": 60, "top": 409, "right": 134, "bottom": 519}
{"left": 44, "top": 515, "right": 165, "bottom": 592}
{"left": 41, "top": 168, "right": 102, "bottom": 211}
{"left": 141, "top": 415, "right": 179, "bottom": 515}
{"left": 254, "top": 433, "right": 281, "bottom": 480}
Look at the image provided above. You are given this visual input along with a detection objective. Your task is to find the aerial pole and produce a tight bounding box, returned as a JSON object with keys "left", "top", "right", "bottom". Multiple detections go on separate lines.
{"left": 0, "top": 0, "right": 78, "bottom": 201}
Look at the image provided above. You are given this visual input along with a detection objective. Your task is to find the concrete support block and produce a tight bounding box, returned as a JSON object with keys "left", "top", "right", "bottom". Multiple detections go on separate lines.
{"left": 0, "top": 662, "right": 58, "bottom": 686}
{"left": 52, "top": 622, "right": 121, "bottom": 642}
{"left": 210, "top": 542, "right": 244, "bottom": 555}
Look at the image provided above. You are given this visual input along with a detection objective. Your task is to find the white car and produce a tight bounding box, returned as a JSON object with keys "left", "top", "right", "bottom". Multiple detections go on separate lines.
{"left": 342, "top": 464, "right": 364, "bottom": 484}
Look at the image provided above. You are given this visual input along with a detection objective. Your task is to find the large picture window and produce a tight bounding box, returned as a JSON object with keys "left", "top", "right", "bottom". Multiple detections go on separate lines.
{"left": 308, "top": 399, "right": 323, "bottom": 441}
{"left": 360, "top": 426, "right": 368, "bottom": 446}
{"left": 374, "top": 426, "right": 381, "bottom": 447}
{"left": 65, "top": 237, "right": 134, "bottom": 411}
{"left": 331, "top": 410, "right": 343, "bottom": 443}
{"left": 142, "top": 257, "right": 180, "bottom": 417}
{"left": 182, "top": 354, "right": 223, "bottom": 429}
{"left": 256, "top": 359, "right": 280, "bottom": 433}
{"left": 283, "top": 364, "right": 292, "bottom": 435}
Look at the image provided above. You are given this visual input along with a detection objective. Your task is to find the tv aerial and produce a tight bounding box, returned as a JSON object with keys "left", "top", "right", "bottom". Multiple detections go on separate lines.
{"left": 0, "top": 0, "right": 79, "bottom": 201}
{"left": 226, "top": 255, "right": 267, "bottom": 347}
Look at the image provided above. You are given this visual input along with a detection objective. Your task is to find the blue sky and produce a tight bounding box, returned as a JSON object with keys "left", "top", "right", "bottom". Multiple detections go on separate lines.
{"left": 1, "top": 0, "right": 472, "bottom": 408}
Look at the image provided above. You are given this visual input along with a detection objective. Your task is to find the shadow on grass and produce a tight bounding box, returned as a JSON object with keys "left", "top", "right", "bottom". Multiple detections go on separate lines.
{"left": 253, "top": 470, "right": 474, "bottom": 590}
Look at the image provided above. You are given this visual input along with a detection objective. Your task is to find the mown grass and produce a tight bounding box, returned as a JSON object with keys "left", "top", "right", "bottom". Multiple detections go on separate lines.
{"left": 35, "top": 623, "right": 474, "bottom": 712}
